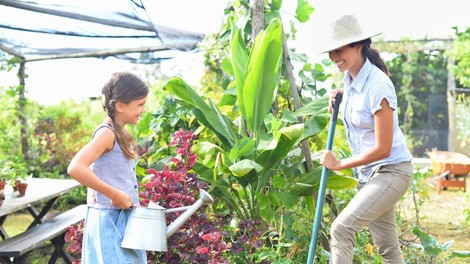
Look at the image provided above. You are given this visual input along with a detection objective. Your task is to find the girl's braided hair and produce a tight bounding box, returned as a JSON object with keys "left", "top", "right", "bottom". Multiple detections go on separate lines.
{"left": 101, "top": 72, "right": 149, "bottom": 159}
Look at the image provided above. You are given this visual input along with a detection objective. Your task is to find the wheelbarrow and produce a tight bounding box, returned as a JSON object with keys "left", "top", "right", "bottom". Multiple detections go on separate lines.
{"left": 427, "top": 150, "right": 470, "bottom": 194}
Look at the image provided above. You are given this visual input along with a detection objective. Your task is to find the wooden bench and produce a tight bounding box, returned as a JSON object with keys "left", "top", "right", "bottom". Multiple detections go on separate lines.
{"left": 0, "top": 204, "right": 87, "bottom": 264}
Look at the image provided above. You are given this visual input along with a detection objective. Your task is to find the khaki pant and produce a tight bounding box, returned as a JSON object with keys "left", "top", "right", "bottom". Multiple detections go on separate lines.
{"left": 330, "top": 162, "right": 413, "bottom": 264}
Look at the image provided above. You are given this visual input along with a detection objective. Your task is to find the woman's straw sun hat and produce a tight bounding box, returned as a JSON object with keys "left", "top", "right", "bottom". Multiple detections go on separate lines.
{"left": 318, "top": 13, "right": 382, "bottom": 53}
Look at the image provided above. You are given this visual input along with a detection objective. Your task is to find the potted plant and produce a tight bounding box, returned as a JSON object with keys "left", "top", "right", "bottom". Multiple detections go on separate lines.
{"left": 11, "top": 160, "right": 29, "bottom": 196}
{"left": 2, "top": 157, "right": 29, "bottom": 196}
{"left": 0, "top": 158, "right": 14, "bottom": 191}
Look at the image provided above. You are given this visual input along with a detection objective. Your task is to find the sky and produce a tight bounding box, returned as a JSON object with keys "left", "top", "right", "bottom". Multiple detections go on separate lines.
{"left": 1, "top": 0, "right": 470, "bottom": 105}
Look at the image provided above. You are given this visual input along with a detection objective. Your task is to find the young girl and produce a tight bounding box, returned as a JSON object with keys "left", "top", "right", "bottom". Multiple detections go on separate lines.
{"left": 317, "top": 14, "right": 413, "bottom": 263}
{"left": 68, "top": 72, "right": 149, "bottom": 263}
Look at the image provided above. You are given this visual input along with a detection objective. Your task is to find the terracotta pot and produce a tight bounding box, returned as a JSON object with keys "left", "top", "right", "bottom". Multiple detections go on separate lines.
{"left": 17, "top": 182, "right": 28, "bottom": 196}
{"left": 0, "top": 180, "right": 5, "bottom": 191}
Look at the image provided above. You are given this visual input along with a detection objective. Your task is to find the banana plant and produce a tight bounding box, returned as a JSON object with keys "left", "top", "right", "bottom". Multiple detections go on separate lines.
{"left": 164, "top": 17, "right": 356, "bottom": 222}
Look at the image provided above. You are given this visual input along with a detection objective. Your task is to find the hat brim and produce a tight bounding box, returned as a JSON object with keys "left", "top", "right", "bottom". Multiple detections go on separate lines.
{"left": 318, "top": 31, "right": 382, "bottom": 54}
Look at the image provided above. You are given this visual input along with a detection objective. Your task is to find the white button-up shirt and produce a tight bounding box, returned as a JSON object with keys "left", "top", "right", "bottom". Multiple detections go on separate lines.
{"left": 342, "top": 59, "right": 413, "bottom": 182}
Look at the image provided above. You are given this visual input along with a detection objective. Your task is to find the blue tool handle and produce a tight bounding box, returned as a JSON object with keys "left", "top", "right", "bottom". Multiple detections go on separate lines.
{"left": 328, "top": 92, "right": 342, "bottom": 147}
{"left": 306, "top": 92, "right": 343, "bottom": 264}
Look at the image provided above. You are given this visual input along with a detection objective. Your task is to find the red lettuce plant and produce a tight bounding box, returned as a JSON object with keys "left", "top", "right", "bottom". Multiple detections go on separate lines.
{"left": 64, "top": 219, "right": 84, "bottom": 264}
{"left": 140, "top": 129, "right": 229, "bottom": 263}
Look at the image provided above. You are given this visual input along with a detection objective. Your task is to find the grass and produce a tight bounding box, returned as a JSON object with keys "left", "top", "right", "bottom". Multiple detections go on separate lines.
{"left": 3, "top": 209, "right": 33, "bottom": 237}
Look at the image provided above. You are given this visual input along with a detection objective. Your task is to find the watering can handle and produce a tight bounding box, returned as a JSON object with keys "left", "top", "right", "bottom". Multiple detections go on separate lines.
{"left": 108, "top": 206, "right": 125, "bottom": 239}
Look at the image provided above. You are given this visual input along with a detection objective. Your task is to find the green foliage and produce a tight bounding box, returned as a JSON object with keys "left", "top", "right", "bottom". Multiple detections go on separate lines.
{"left": 0, "top": 155, "right": 28, "bottom": 184}
{"left": 352, "top": 230, "right": 382, "bottom": 264}
{"left": 163, "top": 10, "right": 356, "bottom": 237}
{"left": 404, "top": 226, "right": 470, "bottom": 263}
{"left": 387, "top": 49, "right": 448, "bottom": 156}
{"left": 450, "top": 26, "right": 470, "bottom": 87}
{"left": 239, "top": 18, "right": 283, "bottom": 135}
{"left": 295, "top": 0, "right": 315, "bottom": 23}
{"left": 28, "top": 100, "right": 101, "bottom": 177}
{"left": 407, "top": 168, "right": 433, "bottom": 226}
{"left": 453, "top": 93, "right": 470, "bottom": 149}
{"left": 0, "top": 80, "right": 28, "bottom": 160}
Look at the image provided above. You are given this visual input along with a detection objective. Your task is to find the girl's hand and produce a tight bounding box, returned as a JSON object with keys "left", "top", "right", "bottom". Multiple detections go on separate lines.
{"left": 319, "top": 150, "right": 341, "bottom": 170}
{"left": 329, "top": 89, "right": 343, "bottom": 112}
{"left": 110, "top": 189, "right": 135, "bottom": 209}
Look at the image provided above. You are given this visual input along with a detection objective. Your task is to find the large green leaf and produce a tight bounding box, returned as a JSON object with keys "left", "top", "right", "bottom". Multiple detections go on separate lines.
{"left": 274, "top": 191, "right": 298, "bottom": 210}
{"left": 255, "top": 125, "right": 304, "bottom": 191}
{"left": 164, "top": 78, "right": 237, "bottom": 147}
{"left": 229, "top": 159, "right": 264, "bottom": 177}
{"left": 302, "top": 114, "right": 329, "bottom": 140}
{"left": 450, "top": 251, "right": 470, "bottom": 258}
{"left": 256, "top": 124, "right": 304, "bottom": 173}
{"left": 325, "top": 175, "right": 358, "bottom": 190}
{"left": 412, "top": 226, "right": 444, "bottom": 254}
{"left": 295, "top": 0, "right": 315, "bottom": 23}
{"left": 231, "top": 21, "right": 249, "bottom": 119}
{"left": 171, "top": 98, "right": 233, "bottom": 149}
{"left": 291, "top": 168, "right": 358, "bottom": 196}
{"left": 255, "top": 192, "right": 274, "bottom": 223}
{"left": 295, "top": 96, "right": 329, "bottom": 117}
{"left": 193, "top": 162, "right": 249, "bottom": 217}
{"left": 228, "top": 137, "right": 255, "bottom": 161}
{"left": 243, "top": 18, "right": 283, "bottom": 134}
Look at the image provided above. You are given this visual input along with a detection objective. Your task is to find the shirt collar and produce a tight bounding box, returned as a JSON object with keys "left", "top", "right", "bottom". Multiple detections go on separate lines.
{"left": 344, "top": 58, "right": 372, "bottom": 93}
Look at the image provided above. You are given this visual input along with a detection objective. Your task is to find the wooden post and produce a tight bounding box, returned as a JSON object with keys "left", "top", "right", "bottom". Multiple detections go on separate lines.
{"left": 250, "top": 0, "right": 264, "bottom": 39}
{"left": 18, "top": 61, "right": 29, "bottom": 161}
{"left": 446, "top": 55, "right": 456, "bottom": 151}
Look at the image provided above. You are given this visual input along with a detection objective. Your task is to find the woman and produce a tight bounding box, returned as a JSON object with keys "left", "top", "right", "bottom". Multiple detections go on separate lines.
{"left": 318, "top": 14, "right": 413, "bottom": 263}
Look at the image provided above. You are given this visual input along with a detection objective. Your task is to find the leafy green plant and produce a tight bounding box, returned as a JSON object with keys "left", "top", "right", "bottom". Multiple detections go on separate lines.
{"left": 0, "top": 155, "right": 29, "bottom": 186}
{"left": 406, "top": 168, "right": 433, "bottom": 226}
{"left": 405, "top": 225, "right": 470, "bottom": 263}
{"left": 164, "top": 17, "right": 357, "bottom": 225}
{"left": 352, "top": 230, "right": 382, "bottom": 264}
{"left": 450, "top": 26, "right": 470, "bottom": 88}
{"left": 454, "top": 93, "right": 470, "bottom": 149}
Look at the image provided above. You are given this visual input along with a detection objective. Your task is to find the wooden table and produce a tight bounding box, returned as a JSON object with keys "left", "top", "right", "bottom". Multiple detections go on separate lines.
{"left": 0, "top": 178, "right": 82, "bottom": 239}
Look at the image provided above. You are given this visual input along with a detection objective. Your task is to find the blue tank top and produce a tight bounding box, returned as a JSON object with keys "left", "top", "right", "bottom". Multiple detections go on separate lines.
{"left": 87, "top": 123, "right": 140, "bottom": 209}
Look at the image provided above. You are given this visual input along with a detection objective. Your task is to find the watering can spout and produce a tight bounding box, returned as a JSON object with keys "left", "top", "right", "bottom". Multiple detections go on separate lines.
{"left": 121, "top": 189, "right": 214, "bottom": 252}
{"left": 166, "top": 189, "right": 214, "bottom": 238}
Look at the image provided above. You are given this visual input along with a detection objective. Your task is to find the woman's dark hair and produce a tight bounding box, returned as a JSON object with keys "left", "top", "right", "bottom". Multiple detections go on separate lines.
{"left": 101, "top": 72, "right": 149, "bottom": 159}
{"left": 350, "top": 38, "right": 389, "bottom": 76}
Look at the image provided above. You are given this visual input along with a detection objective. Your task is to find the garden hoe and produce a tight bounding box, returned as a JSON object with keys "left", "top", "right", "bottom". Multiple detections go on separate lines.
{"left": 307, "top": 92, "right": 343, "bottom": 264}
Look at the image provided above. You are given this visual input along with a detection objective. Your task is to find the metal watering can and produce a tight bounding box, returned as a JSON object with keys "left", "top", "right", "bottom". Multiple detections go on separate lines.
{"left": 121, "top": 189, "right": 214, "bottom": 252}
